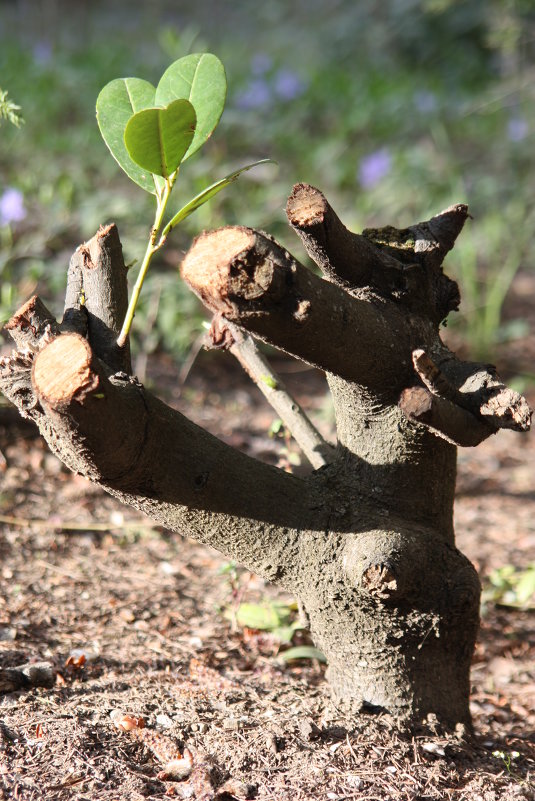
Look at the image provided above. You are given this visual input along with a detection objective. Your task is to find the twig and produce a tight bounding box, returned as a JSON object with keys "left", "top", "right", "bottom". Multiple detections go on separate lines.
{"left": 209, "top": 317, "right": 334, "bottom": 469}
{"left": 0, "top": 513, "right": 159, "bottom": 534}
{"left": 177, "top": 330, "right": 208, "bottom": 390}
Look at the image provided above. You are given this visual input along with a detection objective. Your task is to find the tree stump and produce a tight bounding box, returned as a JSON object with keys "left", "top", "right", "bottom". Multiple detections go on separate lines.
{"left": 1, "top": 186, "right": 530, "bottom": 729}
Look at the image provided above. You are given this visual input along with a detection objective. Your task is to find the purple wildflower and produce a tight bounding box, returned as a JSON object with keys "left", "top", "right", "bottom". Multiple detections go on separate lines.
{"left": 33, "top": 40, "right": 52, "bottom": 66}
{"left": 0, "top": 188, "right": 26, "bottom": 226}
{"left": 507, "top": 117, "right": 528, "bottom": 142}
{"left": 251, "top": 53, "right": 272, "bottom": 76}
{"left": 235, "top": 79, "right": 272, "bottom": 111}
{"left": 358, "top": 148, "right": 391, "bottom": 189}
{"left": 274, "top": 69, "right": 306, "bottom": 101}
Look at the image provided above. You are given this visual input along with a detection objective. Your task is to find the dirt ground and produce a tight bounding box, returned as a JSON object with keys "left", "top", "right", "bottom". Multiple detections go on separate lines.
{"left": 0, "top": 286, "right": 534, "bottom": 799}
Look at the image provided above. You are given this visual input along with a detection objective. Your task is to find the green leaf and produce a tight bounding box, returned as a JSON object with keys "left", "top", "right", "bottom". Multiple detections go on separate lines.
{"left": 232, "top": 603, "right": 282, "bottom": 631}
{"left": 278, "top": 646, "right": 326, "bottom": 663}
{"left": 155, "top": 53, "right": 226, "bottom": 160}
{"left": 269, "top": 419, "right": 284, "bottom": 438}
{"left": 0, "top": 88, "right": 24, "bottom": 128}
{"left": 514, "top": 566, "right": 535, "bottom": 607}
{"left": 273, "top": 622, "right": 302, "bottom": 643}
{"left": 96, "top": 78, "right": 158, "bottom": 193}
{"left": 124, "top": 99, "right": 196, "bottom": 178}
{"left": 163, "top": 159, "right": 275, "bottom": 235}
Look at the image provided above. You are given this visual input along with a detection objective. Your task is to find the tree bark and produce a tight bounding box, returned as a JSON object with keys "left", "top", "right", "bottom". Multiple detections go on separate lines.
{"left": 1, "top": 184, "right": 530, "bottom": 730}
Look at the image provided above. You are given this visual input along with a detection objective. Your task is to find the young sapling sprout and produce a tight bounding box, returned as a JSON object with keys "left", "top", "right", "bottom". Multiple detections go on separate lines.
{"left": 96, "top": 53, "right": 273, "bottom": 348}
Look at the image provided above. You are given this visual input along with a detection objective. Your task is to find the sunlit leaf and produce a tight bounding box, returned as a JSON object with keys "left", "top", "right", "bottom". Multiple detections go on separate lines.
{"left": 515, "top": 565, "right": 535, "bottom": 606}
{"left": 483, "top": 563, "right": 535, "bottom": 610}
{"left": 124, "top": 99, "right": 196, "bottom": 178}
{"left": 163, "top": 159, "right": 275, "bottom": 235}
{"left": 155, "top": 53, "right": 226, "bottom": 160}
{"left": 232, "top": 602, "right": 282, "bottom": 631}
{"left": 96, "top": 77, "right": 158, "bottom": 192}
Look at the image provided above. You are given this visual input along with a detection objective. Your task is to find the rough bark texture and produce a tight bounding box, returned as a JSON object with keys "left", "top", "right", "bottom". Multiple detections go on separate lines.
{"left": 1, "top": 185, "right": 531, "bottom": 730}
{"left": 63, "top": 223, "right": 131, "bottom": 373}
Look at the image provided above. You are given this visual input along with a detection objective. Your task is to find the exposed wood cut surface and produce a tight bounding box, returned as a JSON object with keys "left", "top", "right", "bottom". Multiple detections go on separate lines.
{"left": 286, "top": 183, "right": 327, "bottom": 227}
{"left": 32, "top": 333, "right": 98, "bottom": 405}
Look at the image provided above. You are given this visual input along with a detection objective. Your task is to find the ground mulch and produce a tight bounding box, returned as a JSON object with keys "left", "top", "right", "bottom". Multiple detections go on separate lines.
{"left": 0, "top": 335, "right": 534, "bottom": 800}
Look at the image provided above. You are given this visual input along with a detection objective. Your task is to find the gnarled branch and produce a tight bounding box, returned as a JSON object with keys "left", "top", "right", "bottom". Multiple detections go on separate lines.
{"left": 3, "top": 294, "right": 60, "bottom": 352}
{"left": 406, "top": 348, "right": 532, "bottom": 440}
{"left": 4, "top": 314, "right": 326, "bottom": 588}
{"left": 286, "top": 183, "right": 465, "bottom": 322}
{"left": 399, "top": 386, "right": 494, "bottom": 447}
{"left": 181, "top": 226, "right": 413, "bottom": 393}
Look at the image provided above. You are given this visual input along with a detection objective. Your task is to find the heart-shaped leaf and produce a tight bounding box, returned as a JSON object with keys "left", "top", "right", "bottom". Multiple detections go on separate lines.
{"left": 162, "top": 159, "right": 275, "bottom": 236}
{"left": 124, "top": 99, "right": 196, "bottom": 178}
{"left": 155, "top": 53, "right": 226, "bottom": 160}
{"left": 96, "top": 77, "right": 158, "bottom": 193}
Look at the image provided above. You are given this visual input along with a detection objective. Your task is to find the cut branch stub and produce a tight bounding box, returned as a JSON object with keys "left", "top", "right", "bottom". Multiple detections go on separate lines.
{"left": 411, "top": 203, "right": 470, "bottom": 263}
{"left": 412, "top": 348, "right": 460, "bottom": 403}
{"left": 1, "top": 296, "right": 63, "bottom": 425}
{"left": 361, "top": 563, "right": 399, "bottom": 600}
{"left": 32, "top": 334, "right": 100, "bottom": 408}
{"left": 180, "top": 227, "right": 286, "bottom": 314}
{"left": 480, "top": 387, "right": 532, "bottom": 431}
{"left": 63, "top": 223, "right": 131, "bottom": 374}
{"left": 31, "top": 332, "right": 148, "bottom": 483}
{"left": 286, "top": 183, "right": 465, "bottom": 323}
{"left": 286, "top": 182, "right": 382, "bottom": 287}
{"left": 181, "top": 225, "right": 414, "bottom": 391}
{"left": 4, "top": 295, "right": 60, "bottom": 352}
{"left": 410, "top": 348, "right": 532, "bottom": 435}
{"left": 399, "top": 385, "right": 494, "bottom": 447}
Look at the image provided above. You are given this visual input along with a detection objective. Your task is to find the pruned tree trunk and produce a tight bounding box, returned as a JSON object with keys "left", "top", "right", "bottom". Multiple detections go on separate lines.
{"left": 1, "top": 188, "right": 530, "bottom": 730}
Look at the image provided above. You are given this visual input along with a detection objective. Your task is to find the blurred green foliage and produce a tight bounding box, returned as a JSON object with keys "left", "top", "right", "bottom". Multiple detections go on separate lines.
{"left": 0, "top": 0, "right": 534, "bottom": 365}
{"left": 482, "top": 563, "right": 535, "bottom": 610}
{"left": 0, "top": 88, "right": 24, "bottom": 128}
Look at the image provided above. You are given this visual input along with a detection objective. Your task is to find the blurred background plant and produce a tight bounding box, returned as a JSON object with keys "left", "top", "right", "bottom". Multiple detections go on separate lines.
{"left": 0, "top": 0, "right": 534, "bottom": 380}
{"left": 482, "top": 562, "right": 535, "bottom": 611}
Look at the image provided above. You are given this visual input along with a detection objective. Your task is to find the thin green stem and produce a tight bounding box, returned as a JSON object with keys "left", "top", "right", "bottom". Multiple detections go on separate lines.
{"left": 117, "top": 177, "right": 174, "bottom": 348}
